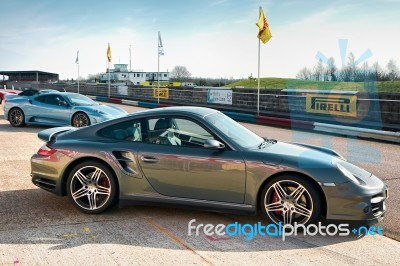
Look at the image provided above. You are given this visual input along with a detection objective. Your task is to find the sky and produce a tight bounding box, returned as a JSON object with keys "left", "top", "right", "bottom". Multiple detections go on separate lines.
{"left": 0, "top": 0, "right": 399, "bottom": 80}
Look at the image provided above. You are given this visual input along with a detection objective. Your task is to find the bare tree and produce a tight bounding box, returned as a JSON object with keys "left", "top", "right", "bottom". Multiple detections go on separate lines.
{"left": 296, "top": 67, "right": 312, "bottom": 80}
{"left": 327, "top": 57, "right": 337, "bottom": 81}
{"left": 170, "top": 66, "right": 191, "bottom": 82}
{"left": 386, "top": 59, "right": 399, "bottom": 82}
{"left": 86, "top": 73, "right": 103, "bottom": 82}
{"left": 347, "top": 52, "right": 357, "bottom": 81}
{"left": 313, "top": 59, "right": 324, "bottom": 81}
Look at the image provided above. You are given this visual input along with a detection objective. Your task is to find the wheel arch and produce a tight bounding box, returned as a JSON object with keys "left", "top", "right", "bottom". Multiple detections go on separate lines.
{"left": 256, "top": 171, "right": 327, "bottom": 219}
{"left": 60, "top": 156, "right": 120, "bottom": 197}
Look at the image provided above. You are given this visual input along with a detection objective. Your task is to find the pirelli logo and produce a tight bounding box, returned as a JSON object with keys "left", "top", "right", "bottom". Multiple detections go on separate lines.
{"left": 153, "top": 88, "right": 169, "bottom": 99}
{"left": 306, "top": 94, "right": 357, "bottom": 117}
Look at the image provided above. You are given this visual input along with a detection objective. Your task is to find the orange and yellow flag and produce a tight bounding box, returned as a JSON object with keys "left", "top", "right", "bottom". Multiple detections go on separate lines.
{"left": 107, "top": 43, "right": 112, "bottom": 62}
{"left": 256, "top": 7, "right": 272, "bottom": 44}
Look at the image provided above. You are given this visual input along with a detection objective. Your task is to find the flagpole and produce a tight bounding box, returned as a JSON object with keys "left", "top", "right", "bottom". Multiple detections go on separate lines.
{"left": 257, "top": 6, "right": 262, "bottom": 116}
{"left": 157, "top": 47, "right": 160, "bottom": 104}
{"left": 75, "top": 50, "right": 80, "bottom": 94}
{"left": 257, "top": 39, "right": 261, "bottom": 115}
{"left": 108, "top": 61, "right": 110, "bottom": 98}
{"left": 77, "top": 63, "right": 80, "bottom": 94}
{"left": 157, "top": 31, "right": 160, "bottom": 104}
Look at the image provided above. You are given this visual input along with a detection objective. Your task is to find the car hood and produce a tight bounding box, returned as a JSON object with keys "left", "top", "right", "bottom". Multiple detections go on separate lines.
{"left": 252, "top": 141, "right": 381, "bottom": 185}
{"left": 252, "top": 141, "right": 340, "bottom": 169}
{"left": 74, "top": 104, "right": 128, "bottom": 117}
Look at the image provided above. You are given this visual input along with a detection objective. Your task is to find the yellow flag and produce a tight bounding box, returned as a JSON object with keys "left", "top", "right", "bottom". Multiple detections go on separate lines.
{"left": 107, "top": 43, "right": 112, "bottom": 62}
{"left": 256, "top": 7, "right": 272, "bottom": 44}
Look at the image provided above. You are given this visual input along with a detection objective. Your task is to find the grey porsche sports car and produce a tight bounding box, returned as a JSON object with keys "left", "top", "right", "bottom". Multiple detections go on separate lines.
{"left": 4, "top": 92, "right": 127, "bottom": 127}
{"left": 31, "top": 106, "right": 388, "bottom": 226}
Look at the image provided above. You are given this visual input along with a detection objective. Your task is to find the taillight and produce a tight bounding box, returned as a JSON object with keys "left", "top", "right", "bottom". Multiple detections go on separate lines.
{"left": 37, "top": 144, "right": 57, "bottom": 156}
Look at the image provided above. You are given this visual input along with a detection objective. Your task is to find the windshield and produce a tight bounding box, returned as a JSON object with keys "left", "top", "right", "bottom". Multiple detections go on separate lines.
{"left": 205, "top": 112, "right": 264, "bottom": 149}
{"left": 65, "top": 94, "right": 98, "bottom": 106}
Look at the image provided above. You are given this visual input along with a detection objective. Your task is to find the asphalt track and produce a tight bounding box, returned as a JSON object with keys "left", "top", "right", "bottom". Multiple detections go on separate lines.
{"left": 0, "top": 103, "right": 399, "bottom": 265}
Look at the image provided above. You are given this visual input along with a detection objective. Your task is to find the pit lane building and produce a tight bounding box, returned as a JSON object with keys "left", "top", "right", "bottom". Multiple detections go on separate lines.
{"left": 100, "top": 64, "right": 169, "bottom": 85}
{"left": 0, "top": 70, "right": 59, "bottom": 84}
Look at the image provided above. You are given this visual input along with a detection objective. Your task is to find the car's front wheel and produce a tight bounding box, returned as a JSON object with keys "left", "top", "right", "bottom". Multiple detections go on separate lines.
{"left": 260, "top": 175, "right": 321, "bottom": 225}
{"left": 8, "top": 107, "right": 26, "bottom": 127}
{"left": 66, "top": 161, "right": 117, "bottom": 214}
{"left": 72, "top": 112, "right": 90, "bottom": 127}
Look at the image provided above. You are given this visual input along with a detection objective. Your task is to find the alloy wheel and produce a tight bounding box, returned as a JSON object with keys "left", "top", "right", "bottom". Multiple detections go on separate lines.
{"left": 73, "top": 113, "right": 89, "bottom": 127}
{"left": 69, "top": 166, "right": 112, "bottom": 211}
{"left": 264, "top": 179, "right": 314, "bottom": 225}
{"left": 9, "top": 108, "right": 25, "bottom": 127}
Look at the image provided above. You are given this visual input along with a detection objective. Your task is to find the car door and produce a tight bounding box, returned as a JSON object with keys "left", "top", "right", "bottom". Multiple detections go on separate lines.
{"left": 135, "top": 116, "right": 246, "bottom": 204}
{"left": 30, "top": 94, "right": 71, "bottom": 125}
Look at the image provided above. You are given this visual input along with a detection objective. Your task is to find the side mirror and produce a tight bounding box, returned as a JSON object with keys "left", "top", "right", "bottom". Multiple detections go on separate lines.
{"left": 204, "top": 139, "right": 225, "bottom": 150}
{"left": 28, "top": 99, "right": 32, "bottom": 104}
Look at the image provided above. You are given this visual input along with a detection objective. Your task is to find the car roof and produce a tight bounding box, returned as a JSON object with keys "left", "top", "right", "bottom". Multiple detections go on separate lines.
{"left": 35, "top": 91, "right": 80, "bottom": 96}
{"left": 129, "top": 106, "right": 219, "bottom": 118}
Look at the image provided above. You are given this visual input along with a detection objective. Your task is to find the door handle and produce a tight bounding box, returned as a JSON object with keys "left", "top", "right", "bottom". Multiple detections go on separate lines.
{"left": 140, "top": 156, "right": 158, "bottom": 163}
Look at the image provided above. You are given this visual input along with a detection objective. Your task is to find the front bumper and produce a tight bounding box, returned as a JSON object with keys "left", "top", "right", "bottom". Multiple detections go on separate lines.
{"left": 323, "top": 180, "right": 388, "bottom": 225}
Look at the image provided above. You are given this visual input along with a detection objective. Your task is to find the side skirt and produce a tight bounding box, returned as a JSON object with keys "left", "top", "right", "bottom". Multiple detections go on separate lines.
{"left": 119, "top": 193, "right": 257, "bottom": 215}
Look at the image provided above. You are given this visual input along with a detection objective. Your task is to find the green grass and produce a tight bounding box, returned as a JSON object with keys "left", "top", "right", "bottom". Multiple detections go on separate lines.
{"left": 227, "top": 78, "right": 400, "bottom": 93}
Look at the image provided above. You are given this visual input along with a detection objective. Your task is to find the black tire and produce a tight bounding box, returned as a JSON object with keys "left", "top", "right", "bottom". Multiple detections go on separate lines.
{"left": 8, "top": 107, "right": 26, "bottom": 127}
{"left": 260, "top": 174, "right": 321, "bottom": 226}
{"left": 66, "top": 161, "right": 118, "bottom": 214}
{"left": 72, "top": 112, "right": 90, "bottom": 127}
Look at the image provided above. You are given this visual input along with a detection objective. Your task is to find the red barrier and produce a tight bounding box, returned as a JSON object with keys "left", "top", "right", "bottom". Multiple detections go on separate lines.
{"left": 256, "top": 115, "right": 314, "bottom": 130}
{"left": 108, "top": 97, "right": 122, "bottom": 104}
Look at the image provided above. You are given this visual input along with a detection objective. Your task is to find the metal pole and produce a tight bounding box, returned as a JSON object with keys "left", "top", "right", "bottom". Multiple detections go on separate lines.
{"left": 108, "top": 61, "right": 111, "bottom": 98}
{"left": 257, "top": 36, "right": 261, "bottom": 115}
{"left": 77, "top": 63, "right": 80, "bottom": 93}
{"left": 157, "top": 42, "right": 160, "bottom": 104}
{"left": 129, "top": 45, "right": 132, "bottom": 72}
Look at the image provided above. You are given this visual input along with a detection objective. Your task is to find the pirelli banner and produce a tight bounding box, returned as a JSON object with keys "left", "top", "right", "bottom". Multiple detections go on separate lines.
{"left": 306, "top": 94, "right": 357, "bottom": 117}
{"left": 153, "top": 88, "right": 169, "bottom": 99}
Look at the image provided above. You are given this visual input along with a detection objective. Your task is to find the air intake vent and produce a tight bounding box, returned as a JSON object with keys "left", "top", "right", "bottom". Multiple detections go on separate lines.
{"left": 371, "top": 195, "right": 385, "bottom": 217}
{"left": 112, "top": 151, "right": 137, "bottom": 176}
{"left": 36, "top": 178, "right": 56, "bottom": 191}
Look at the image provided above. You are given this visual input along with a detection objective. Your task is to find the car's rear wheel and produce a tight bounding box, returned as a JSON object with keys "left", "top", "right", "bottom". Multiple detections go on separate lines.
{"left": 9, "top": 107, "right": 26, "bottom": 127}
{"left": 72, "top": 112, "right": 90, "bottom": 127}
{"left": 66, "top": 161, "right": 117, "bottom": 214}
{"left": 260, "top": 175, "right": 321, "bottom": 226}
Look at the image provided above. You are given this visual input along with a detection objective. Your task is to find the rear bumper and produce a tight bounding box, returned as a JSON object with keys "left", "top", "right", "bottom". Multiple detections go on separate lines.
{"left": 31, "top": 153, "right": 65, "bottom": 196}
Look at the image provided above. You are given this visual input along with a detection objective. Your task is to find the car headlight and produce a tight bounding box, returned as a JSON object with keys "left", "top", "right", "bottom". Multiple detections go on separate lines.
{"left": 336, "top": 163, "right": 361, "bottom": 185}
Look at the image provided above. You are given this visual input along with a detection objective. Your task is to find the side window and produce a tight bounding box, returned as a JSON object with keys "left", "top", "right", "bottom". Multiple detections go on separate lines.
{"left": 34, "top": 95, "right": 47, "bottom": 103}
{"left": 147, "top": 117, "right": 214, "bottom": 147}
{"left": 22, "top": 90, "right": 37, "bottom": 96}
{"left": 42, "top": 95, "right": 62, "bottom": 106}
{"left": 98, "top": 120, "right": 143, "bottom": 142}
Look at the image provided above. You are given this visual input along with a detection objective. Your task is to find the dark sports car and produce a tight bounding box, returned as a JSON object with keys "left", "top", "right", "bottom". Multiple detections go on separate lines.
{"left": 4, "top": 92, "right": 127, "bottom": 127}
{"left": 1, "top": 88, "right": 56, "bottom": 104}
{"left": 31, "top": 106, "right": 388, "bottom": 226}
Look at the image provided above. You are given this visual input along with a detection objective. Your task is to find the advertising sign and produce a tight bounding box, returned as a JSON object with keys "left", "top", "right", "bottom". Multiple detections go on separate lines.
{"left": 207, "top": 89, "right": 232, "bottom": 105}
{"left": 306, "top": 94, "right": 357, "bottom": 117}
{"left": 153, "top": 88, "right": 169, "bottom": 99}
